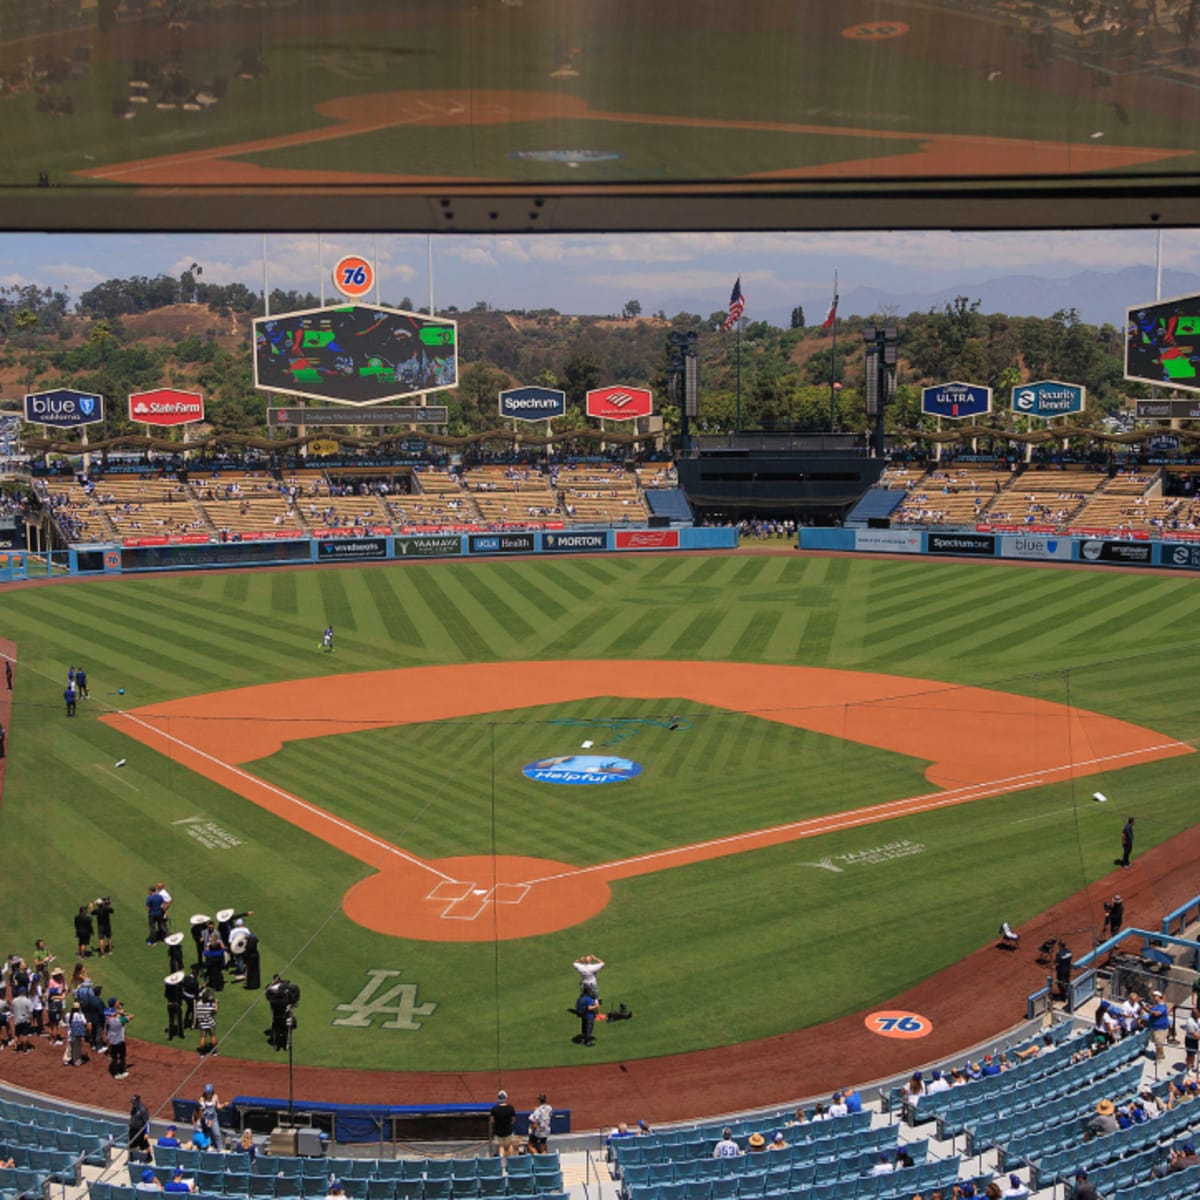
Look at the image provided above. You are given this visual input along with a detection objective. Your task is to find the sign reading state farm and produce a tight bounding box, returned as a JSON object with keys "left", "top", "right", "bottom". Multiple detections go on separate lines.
{"left": 129, "top": 388, "right": 205, "bottom": 427}
{"left": 586, "top": 385, "right": 653, "bottom": 421}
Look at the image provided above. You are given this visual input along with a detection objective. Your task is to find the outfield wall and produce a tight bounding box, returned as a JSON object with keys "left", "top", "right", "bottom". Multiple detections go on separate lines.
{"left": 800, "top": 526, "right": 1200, "bottom": 570}
{"left": 0, "top": 526, "right": 735, "bottom": 581}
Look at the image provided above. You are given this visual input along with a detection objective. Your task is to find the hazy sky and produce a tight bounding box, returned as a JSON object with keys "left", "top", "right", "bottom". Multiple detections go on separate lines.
{"left": 2, "top": 228, "right": 1197, "bottom": 321}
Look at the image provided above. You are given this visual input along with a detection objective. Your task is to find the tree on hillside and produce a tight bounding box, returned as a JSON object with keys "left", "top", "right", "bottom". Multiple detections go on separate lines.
{"left": 905, "top": 295, "right": 983, "bottom": 382}
{"left": 790, "top": 305, "right": 806, "bottom": 330}
{"left": 622, "top": 299, "right": 642, "bottom": 319}
{"left": 559, "top": 349, "right": 601, "bottom": 407}
{"left": 15, "top": 309, "right": 39, "bottom": 393}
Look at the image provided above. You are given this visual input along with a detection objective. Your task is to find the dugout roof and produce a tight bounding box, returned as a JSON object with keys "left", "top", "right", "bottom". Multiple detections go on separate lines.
{"left": 2, "top": 0, "right": 1198, "bottom": 233}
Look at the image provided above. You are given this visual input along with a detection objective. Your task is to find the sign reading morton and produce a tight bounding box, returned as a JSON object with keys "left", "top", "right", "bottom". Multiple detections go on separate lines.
{"left": 1010, "top": 380, "right": 1086, "bottom": 418}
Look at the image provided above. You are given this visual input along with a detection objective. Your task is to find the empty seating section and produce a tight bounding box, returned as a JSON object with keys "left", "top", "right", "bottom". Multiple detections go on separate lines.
{"left": 551, "top": 465, "right": 647, "bottom": 524}
{"left": 462, "top": 466, "right": 559, "bottom": 525}
{"left": 39, "top": 477, "right": 114, "bottom": 542}
{"left": 891, "top": 466, "right": 1014, "bottom": 525}
{"left": 634, "top": 466, "right": 677, "bottom": 490}
{"left": 108, "top": 1151, "right": 564, "bottom": 1200}
{"left": 877, "top": 466, "right": 923, "bottom": 490}
{"left": 979, "top": 467, "right": 1108, "bottom": 527}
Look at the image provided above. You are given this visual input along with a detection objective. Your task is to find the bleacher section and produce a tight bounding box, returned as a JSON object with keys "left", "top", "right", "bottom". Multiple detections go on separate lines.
{"left": 891, "top": 466, "right": 1015, "bottom": 526}
{"left": 91, "top": 475, "right": 212, "bottom": 542}
{"left": 979, "top": 466, "right": 1109, "bottom": 529}
{"left": 462, "top": 466, "right": 560, "bottom": 526}
{"left": 551, "top": 465, "right": 647, "bottom": 525}
{"left": 40, "top": 477, "right": 114, "bottom": 543}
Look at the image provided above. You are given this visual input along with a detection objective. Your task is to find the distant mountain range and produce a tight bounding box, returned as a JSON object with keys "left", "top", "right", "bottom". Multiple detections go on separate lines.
{"left": 837, "top": 266, "right": 1200, "bottom": 329}
{"left": 655, "top": 266, "right": 1200, "bottom": 331}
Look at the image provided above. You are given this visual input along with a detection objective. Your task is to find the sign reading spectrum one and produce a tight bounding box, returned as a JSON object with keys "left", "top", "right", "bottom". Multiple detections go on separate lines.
{"left": 586, "top": 385, "right": 653, "bottom": 421}
{"left": 499, "top": 386, "right": 566, "bottom": 421}
{"left": 129, "top": 388, "right": 205, "bottom": 427}
{"left": 25, "top": 388, "right": 105, "bottom": 428}
{"left": 1010, "top": 380, "right": 1086, "bottom": 417}
{"left": 921, "top": 381, "right": 991, "bottom": 420}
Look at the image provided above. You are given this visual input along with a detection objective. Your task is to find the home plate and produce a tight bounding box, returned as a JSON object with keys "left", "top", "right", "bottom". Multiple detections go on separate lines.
{"left": 581, "top": 740, "right": 594, "bottom": 748}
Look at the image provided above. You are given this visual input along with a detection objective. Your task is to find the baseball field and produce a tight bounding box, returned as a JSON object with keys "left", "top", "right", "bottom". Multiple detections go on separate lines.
{"left": 1, "top": 549, "right": 1198, "bottom": 1109}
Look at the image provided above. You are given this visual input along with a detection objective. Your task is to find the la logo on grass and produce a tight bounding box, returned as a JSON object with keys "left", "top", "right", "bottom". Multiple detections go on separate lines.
{"left": 332, "top": 969, "right": 438, "bottom": 1030}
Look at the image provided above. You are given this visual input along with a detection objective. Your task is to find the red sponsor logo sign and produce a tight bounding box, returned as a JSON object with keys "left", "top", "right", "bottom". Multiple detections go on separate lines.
{"left": 616, "top": 529, "right": 679, "bottom": 550}
{"left": 586, "top": 385, "right": 653, "bottom": 421}
{"left": 129, "top": 388, "right": 205, "bottom": 427}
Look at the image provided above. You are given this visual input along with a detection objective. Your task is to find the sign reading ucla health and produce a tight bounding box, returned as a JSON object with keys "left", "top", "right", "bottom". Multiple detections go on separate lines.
{"left": 25, "top": 388, "right": 104, "bottom": 428}
{"left": 499, "top": 386, "right": 566, "bottom": 421}
{"left": 1011, "top": 380, "right": 1086, "bottom": 418}
{"left": 921, "top": 382, "right": 991, "bottom": 420}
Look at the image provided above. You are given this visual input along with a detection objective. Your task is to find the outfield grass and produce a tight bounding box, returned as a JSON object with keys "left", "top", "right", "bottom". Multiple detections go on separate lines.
{"left": 2, "top": 553, "right": 1198, "bottom": 1071}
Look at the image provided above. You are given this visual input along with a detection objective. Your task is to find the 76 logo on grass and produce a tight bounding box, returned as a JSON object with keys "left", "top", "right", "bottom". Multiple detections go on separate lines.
{"left": 865, "top": 1009, "right": 932, "bottom": 1039}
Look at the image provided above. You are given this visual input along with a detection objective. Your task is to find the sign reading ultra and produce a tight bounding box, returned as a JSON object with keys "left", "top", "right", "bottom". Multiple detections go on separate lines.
{"left": 129, "top": 388, "right": 205, "bottom": 427}
{"left": 586, "top": 385, "right": 653, "bottom": 421}
{"left": 921, "top": 381, "right": 991, "bottom": 420}
{"left": 25, "top": 388, "right": 105, "bottom": 428}
{"left": 1011, "top": 380, "right": 1086, "bottom": 417}
{"left": 499, "top": 386, "right": 566, "bottom": 421}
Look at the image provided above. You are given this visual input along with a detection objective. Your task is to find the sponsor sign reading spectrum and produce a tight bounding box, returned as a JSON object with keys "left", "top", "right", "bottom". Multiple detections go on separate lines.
{"left": 1080, "top": 539, "right": 1153, "bottom": 566}
{"left": 854, "top": 529, "right": 922, "bottom": 554}
{"left": 129, "top": 388, "right": 205, "bottom": 427}
{"left": 468, "top": 532, "right": 535, "bottom": 555}
{"left": 316, "top": 539, "right": 388, "bottom": 561}
{"left": 24, "top": 388, "right": 105, "bottom": 428}
{"left": 522, "top": 755, "right": 642, "bottom": 786}
{"left": 499, "top": 386, "right": 567, "bottom": 422}
{"left": 928, "top": 532, "right": 996, "bottom": 556}
{"left": 586, "top": 385, "right": 653, "bottom": 421}
{"left": 1010, "top": 380, "right": 1086, "bottom": 418}
{"left": 920, "top": 382, "right": 991, "bottom": 420}
{"left": 999, "top": 535, "right": 1072, "bottom": 561}
{"left": 541, "top": 531, "right": 608, "bottom": 553}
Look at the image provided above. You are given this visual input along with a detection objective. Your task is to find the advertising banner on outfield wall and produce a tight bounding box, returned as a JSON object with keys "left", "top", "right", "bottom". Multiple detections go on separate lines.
{"left": 1079, "top": 539, "right": 1153, "bottom": 566}
{"left": 928, "top": 532, "right": 996, "bottom": 556}
{"left": 469, "top": 532, "right": 535, "bottom": 555}
{"left": 615, "top": 529, "right": 680, "bottom": 550}
{"left": 541, "top": 531, "right": 608, "bottom": 553}
{"left": 854, "top": 529, "right": 922, "bottom": 553}
{"left": 999, "top": 535, "right": 1072, "bottom": 560}
{"left": 317, "top": 538, "right": 389, "bottom": 561}
{"left": 397, "top": 535, "right": 462, "bottom": 558}
{"left": 1164, "top": 543, "right": 1200, "bottom": 570}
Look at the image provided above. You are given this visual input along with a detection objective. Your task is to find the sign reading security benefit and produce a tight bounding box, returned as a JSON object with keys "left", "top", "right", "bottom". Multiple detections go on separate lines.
{"left": 586, "top": 385, "right": 653, "bottom": 421}
{"left": 1011, "top": 380, "right": 1086, "bottom": 418}
{"left": 129, "top": 388, "right": 205, "bottom": 427}
{"left": 499, "top": 385, "right": 566, "bottom": 421}
{"left": 523, "top": 755, "right": 642, "bottom": 786}
{"left": 25, "top": 388, "right": 105, "bottom": 428}
{"left": 921, "top": 381, "right": 991, "bottom": 420}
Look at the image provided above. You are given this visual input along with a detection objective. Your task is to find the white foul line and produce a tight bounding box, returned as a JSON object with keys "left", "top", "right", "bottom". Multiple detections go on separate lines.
{"left": 96, "top": 765, "right": 139, "bottom": 791}
{"left": 112, "top": 710, "right": 454, "bottom": 883}
{"left": 522, "top": 740, "right": 1189, "bottom": 886}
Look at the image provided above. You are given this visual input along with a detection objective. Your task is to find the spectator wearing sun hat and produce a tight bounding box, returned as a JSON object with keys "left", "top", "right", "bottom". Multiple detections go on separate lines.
{"left": 746, "top": 1133, "right": 766, "bottom": 1153}
{"left": 1087, "top": 1099, "right": 1118, "bottom": 1138}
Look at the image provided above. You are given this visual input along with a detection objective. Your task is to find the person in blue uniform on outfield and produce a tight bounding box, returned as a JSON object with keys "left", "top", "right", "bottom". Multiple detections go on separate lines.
{"left": 320, "top": 626, "right": 334, "bottom": 653}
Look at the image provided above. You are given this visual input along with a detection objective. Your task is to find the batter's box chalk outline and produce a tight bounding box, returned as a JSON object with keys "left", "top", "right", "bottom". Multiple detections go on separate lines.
{"left": 427, "top": 880, "right": 474, "bottom": 903}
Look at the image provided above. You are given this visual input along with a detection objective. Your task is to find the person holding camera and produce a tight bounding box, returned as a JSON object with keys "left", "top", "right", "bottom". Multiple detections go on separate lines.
{"left": 1102, "top": 894, "right": 1124, "bottom": 939}
{"left": 265, "top": 975, "right": 299, "bottom": 1051}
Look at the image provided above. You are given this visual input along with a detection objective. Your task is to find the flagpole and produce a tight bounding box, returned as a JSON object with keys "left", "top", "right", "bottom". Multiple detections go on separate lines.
{"left": 828, "top": 270, "right": 838, "bottom": 433}
{"left": 735, "top": 319, "right": 742, "bottom": 435}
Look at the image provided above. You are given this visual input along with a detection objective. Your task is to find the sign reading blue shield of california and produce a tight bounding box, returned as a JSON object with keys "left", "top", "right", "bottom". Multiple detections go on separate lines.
{"left": 523, "top": 755, "right": 642, "bottom": 785}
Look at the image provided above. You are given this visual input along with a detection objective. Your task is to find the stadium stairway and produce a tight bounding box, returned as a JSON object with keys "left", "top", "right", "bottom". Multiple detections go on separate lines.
{"left": 844, "top": 488, "right": 906, "bottom": 527}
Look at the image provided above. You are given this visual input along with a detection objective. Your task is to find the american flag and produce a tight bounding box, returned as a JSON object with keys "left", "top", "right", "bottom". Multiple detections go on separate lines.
{"left": 821, "top": 291, "right": 839, "bottom": 329}
{"left": 722, "top": 277, "right": 745, "bottom": 331}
